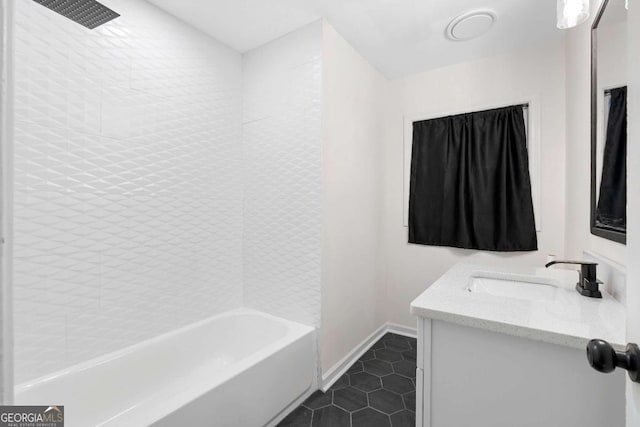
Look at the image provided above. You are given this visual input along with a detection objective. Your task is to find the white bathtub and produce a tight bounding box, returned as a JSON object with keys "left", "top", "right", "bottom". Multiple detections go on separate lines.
{"left": 15, "top": 309, "right": 316, "bottom": 427}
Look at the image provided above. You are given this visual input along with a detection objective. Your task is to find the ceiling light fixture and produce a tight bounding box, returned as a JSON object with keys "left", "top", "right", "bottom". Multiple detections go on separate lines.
{"left": 446, "top": 10, "right": 497, "bottom": 41}
{"left": 557, "top": 0, "right": 590, "bottom": 29}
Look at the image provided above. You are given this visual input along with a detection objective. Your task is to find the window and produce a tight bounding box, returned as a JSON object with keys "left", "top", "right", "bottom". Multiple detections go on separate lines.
{"left": 404, "top": 104, "right": 538, "bottom": 251}
{"left": 403, "top": 99, "right": 540, "bottom": 232}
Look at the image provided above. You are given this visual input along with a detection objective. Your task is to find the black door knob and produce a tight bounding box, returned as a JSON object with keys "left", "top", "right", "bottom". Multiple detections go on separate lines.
{"left": 587, "top": 339, "right": 640, "bottom": 383}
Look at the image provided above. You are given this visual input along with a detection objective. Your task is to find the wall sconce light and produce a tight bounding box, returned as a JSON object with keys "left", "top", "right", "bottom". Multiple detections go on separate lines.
{"left": 557, "top": 0, "right": 590, "bottom": 29}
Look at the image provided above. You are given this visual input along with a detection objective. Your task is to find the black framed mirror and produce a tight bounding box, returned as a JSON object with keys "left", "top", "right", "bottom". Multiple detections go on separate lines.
{"left": 591, "top": 0, "right": 627, "bottom": 244}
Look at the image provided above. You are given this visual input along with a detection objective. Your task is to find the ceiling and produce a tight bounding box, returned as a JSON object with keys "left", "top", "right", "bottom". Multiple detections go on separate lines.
{"left": 147, "top": 0, "right": 564, "bottom": 79}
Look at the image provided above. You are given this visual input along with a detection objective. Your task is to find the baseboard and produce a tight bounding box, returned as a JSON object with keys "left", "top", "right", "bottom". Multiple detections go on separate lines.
{"left": 320, "top": 322, "right": 417, "bottom": 392}
{"left": 387, "top": 322, "right": 418, "bottom": 338}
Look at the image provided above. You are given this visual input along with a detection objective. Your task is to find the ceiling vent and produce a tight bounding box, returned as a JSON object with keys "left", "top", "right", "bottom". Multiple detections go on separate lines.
{"left": 446, "top": 10, "right": 497, "bottom": 41}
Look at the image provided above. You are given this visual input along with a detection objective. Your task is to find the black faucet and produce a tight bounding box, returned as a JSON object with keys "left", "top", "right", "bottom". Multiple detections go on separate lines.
{"left": 545, "top": 260, "right": 602, "bottom": 298}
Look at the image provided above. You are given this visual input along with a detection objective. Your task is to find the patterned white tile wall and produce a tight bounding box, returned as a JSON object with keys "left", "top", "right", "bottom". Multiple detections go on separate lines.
{"left": 242, "top": 22, "right": 323, "bottom": 327}
{"left": 13, "top": 0, "right": 244, "bottom": 383}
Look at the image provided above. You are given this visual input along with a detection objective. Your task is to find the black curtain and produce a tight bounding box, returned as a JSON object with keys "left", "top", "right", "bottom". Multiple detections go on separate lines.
{"left": 596, "top": 86, "right": 627, "bottom": 231}
{"left": 409, "top": 105, "right": 537, "bottom": 251}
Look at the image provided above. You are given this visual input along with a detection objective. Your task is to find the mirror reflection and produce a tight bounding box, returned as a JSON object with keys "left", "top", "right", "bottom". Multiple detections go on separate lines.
{"left": 593, "top": 0, "right": 627, "bottom": 239}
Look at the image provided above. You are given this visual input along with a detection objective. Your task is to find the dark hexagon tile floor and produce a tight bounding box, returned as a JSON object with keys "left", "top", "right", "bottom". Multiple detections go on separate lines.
{"left": 277, "top": 333, "right": 417, "bottom": 427}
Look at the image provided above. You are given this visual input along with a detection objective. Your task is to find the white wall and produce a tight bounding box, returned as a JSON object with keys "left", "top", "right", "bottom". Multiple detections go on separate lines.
{"left": 380, "top": 41, "right": 568, "bottom": 326}
{"left": 564, "top": 0, "right": 626, "bottom": 265}
{"left": 12, "top": 0, "right": 244, "bottom": 383}
{"left": 625, "top": 0, "right": 640, "bottom": 424}
{"left": 242, "top": 22, "right": 323, "bottom": 328}
{"left": 320, "top": 21, "right": 387, "bottom": 373}
{"left": 597, "top": 21, "right": 628, "bottom": 89}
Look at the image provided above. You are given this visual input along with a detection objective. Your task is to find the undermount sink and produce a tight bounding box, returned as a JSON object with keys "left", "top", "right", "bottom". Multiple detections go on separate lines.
{"left": 467, "top": 273, "right": 560, "bottom": 302}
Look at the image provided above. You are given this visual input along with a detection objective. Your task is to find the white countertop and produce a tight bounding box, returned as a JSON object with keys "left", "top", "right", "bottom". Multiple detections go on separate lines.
{"left": 410, "top": 263, "right": 626, "bottom": 349}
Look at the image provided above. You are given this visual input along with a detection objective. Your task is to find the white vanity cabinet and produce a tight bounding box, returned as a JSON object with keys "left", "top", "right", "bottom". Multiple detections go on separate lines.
{"left": 411, "top": 263, "right": 626, "bottom": 427}
{"left": 414, "top": 317, "right": 623, "bottom": 427}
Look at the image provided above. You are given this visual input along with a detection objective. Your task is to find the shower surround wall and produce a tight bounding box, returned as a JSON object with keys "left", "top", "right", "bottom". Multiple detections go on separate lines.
{"left": 12, "top": 0, "right": 244, "bottom": 383}
{"left": 12, "top": 2, "right": 378, "bottom": 389}
{"left": 242, "top": 22, "right": 323, "bottom": 328}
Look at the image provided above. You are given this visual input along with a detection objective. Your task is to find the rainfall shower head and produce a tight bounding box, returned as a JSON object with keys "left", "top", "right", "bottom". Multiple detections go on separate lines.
{"left": 33, "top": 0, "right": 120, "bottom": 30}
